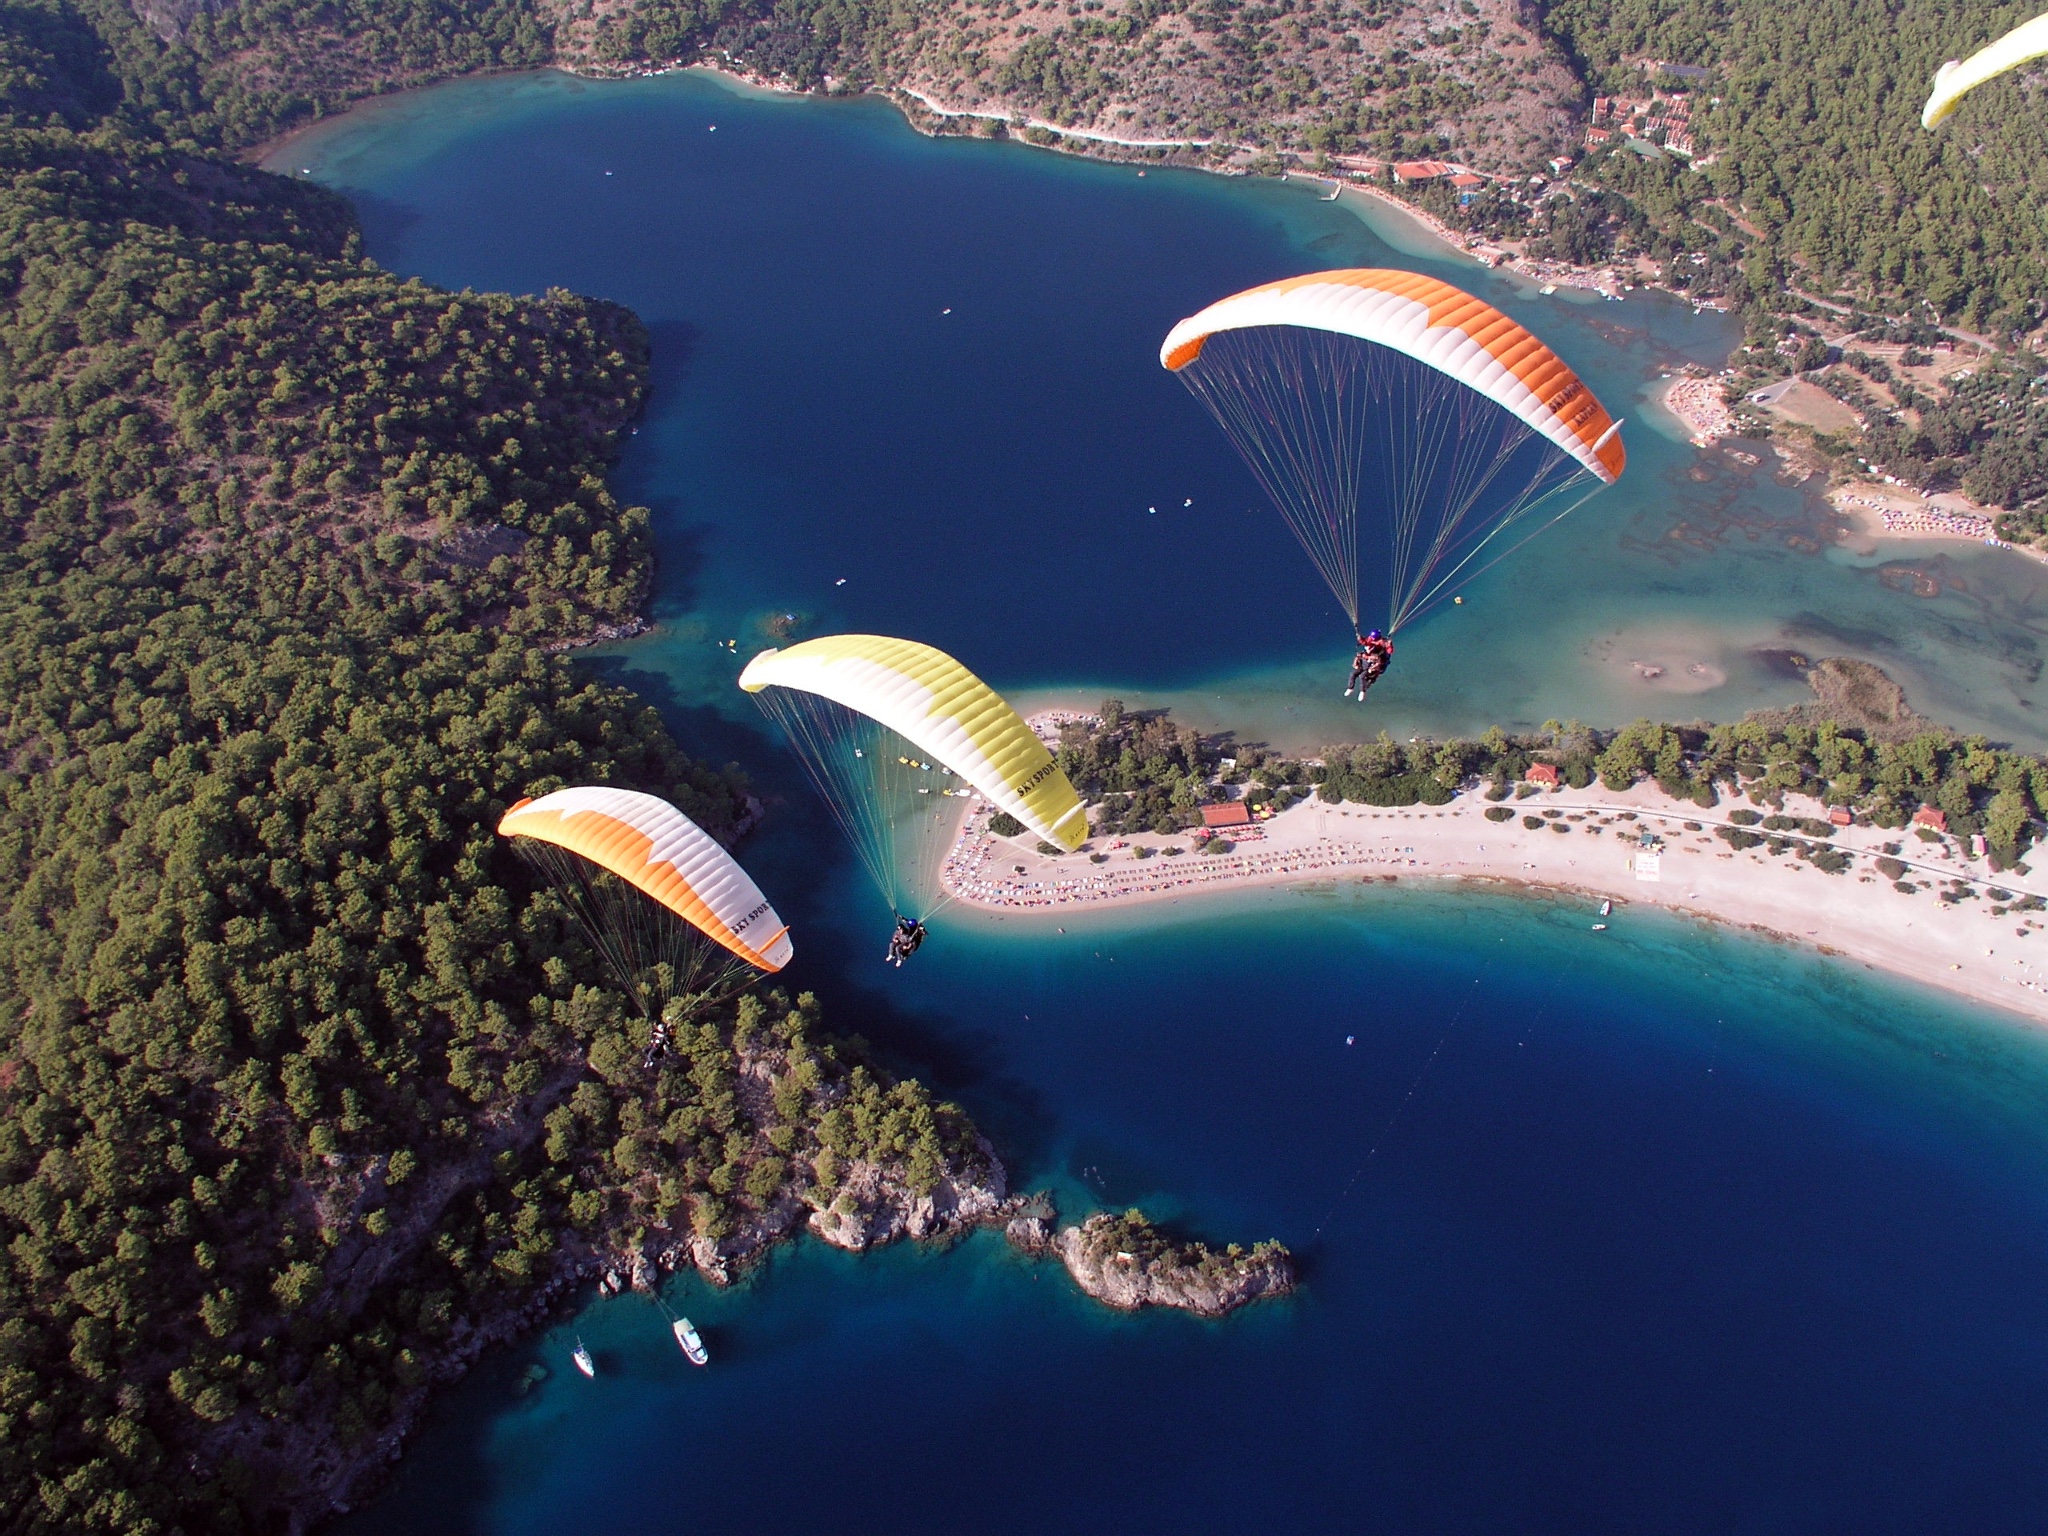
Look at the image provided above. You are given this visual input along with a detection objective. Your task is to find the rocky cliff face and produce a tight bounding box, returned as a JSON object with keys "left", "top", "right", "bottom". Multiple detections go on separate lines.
{"left": 806, "top": 1145, "right": 1010, "bottom": 1252}
{"left": 1051, "top": 1211, "right": 1296, "bottom": 1319}
{"left": 604, "top": 1136, "right": 1013, "bottom": 1288}
{"left": 129, "top": 0, "right": 231, "bottom": 42}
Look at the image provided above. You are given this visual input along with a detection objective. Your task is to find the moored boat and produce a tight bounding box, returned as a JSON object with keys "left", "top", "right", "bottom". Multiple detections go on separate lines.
{"left": 673, "top": 1317, "right": 709, "bottom": 1366}
{"left": 572, "top": 1338, "right": 596, "bottom": 1378}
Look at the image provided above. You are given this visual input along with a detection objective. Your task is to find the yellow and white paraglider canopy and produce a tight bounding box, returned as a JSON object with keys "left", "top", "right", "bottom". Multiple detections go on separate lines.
{"left": 1922, "top": 12, "right": 2048, "bottom": 128}
{"left": 741, "top": 633, "right": 1088, "bottom": 854}
{"left": 499, "top": 786, "right": 792, "bottom": 971}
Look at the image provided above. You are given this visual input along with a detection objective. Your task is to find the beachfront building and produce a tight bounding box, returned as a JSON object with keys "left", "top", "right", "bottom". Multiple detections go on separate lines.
{"left": 1393, "top": 160, "right": 1474, "bottom": 184}
{"left": 1525, "top": 763, "right": 1561, "bottom": 787}
{"left": 1201, "top": 802, "right": 1253, "bottom": 831}
{"left": 1914, "top": 806, "right": 1949, "bottom": 833}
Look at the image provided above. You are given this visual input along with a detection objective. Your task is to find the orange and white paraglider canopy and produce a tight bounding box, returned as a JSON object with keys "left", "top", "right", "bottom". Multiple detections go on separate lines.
{"left": 1162, "top": 267, "right": 1624, "bottom": 484}
{"left": 499, "top": 787, "right": 791, "bottom": 972}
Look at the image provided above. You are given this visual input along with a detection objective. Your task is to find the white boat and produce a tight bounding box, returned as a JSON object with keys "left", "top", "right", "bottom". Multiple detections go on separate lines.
{"left": 1599, "top": 899, "right": 1612, "bottom": 916}
{"left": 1591, "top": 922, "right": 1608, "bottom": 932}
{"left": 572, "top": 1338, "right": 595, "bottom": 1378}
{"left": 673, "top": 1317, "right": 709, "bottom": 1366}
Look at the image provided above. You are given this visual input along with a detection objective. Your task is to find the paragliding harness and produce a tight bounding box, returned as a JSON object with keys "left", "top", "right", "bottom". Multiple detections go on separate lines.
{"left": 642, "top": 1015, "right": 674, "bottom": 1072}
{"left": 1347, "top": 632, "right": 1394, "bottom": 700}
{"left": 884, "top": 915, "right": 927, "bottom": 967}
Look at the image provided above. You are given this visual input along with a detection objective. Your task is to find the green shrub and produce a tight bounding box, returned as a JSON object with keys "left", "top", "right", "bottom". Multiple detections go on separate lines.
{"left": 988, "top": 811, "right": 1025, "bottom": 837}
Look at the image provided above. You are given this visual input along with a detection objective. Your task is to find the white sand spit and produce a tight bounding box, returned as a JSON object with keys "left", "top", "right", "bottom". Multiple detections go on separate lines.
{"left": 941, "top": 782, "right": 2048, "bottom": 1021}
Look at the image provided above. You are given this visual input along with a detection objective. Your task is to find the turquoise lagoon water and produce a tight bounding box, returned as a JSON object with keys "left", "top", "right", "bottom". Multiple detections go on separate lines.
{"left": 271, "top": 68, "right": 2048, "bottom": 750}
{"left": 271, "top": 73, "right": 2048, "bottom": 1532}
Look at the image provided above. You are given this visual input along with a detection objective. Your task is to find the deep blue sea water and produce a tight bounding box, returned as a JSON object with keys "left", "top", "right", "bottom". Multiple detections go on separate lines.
{"left": 272, "top": 72, "right": 2048, "bottom": 1533}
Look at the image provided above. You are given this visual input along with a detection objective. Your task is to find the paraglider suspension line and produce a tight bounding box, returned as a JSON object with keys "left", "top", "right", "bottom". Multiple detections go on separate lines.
{"left": 751, "top": 690, "right": 962, "bottom": 925}
{"left": 510, "top": 840, "right": 752, "bottom": 1022}
{"left": 1176, "top": 330, "right": 1603, "bottom": 636}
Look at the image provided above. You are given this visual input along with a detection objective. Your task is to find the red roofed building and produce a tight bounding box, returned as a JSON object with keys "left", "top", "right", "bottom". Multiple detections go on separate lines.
{"left": 1393, "top": 160, "right": 1454, "bottom": 183}
{"left": 1201, "top": 802, "right": 1252, "bottom": 829}
{"left": 1828, "top": 806, "right": 1853, "bottom": 827}
{"left": 1913, "top": 806, "right": 1948, "bottom": 833}
{"left": 1524, "top": 763, "right": 1561, "bottom": 786}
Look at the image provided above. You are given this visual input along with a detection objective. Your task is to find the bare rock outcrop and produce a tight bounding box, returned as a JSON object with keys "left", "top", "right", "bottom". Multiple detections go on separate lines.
{"left": 807, "top": 1142, "right": 1009, "bottom": 1252}
{"left": 1053, "top": 1210, "right": 1295, "bottom": 1319}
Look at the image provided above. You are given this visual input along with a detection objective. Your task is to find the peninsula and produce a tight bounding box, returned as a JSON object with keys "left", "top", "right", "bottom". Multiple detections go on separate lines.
{"left": 0, "top": 33, "right": 1297, "bottom": 1536}
{"left": 945, "top": 675, "right": 2048, "bottom": 1022}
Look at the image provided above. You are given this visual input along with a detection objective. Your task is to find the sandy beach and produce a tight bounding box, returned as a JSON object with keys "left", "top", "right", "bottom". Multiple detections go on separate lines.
{"left": 943, "top": 781, "right": 2048, "bottom": 1021}
{"left": 1829, "top": 480, "right": 2016, "bottom": 549}
{"left": 1659, "top": 374, "right": 1734, "bottom": 445}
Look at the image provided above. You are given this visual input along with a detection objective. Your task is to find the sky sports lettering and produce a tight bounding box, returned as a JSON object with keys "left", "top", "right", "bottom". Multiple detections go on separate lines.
{"left": 1014, "top": 759, "right": 1061, "bottom": 795}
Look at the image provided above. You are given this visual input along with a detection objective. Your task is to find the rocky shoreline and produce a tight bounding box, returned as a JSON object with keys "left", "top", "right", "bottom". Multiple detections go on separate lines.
{"left": 303, "top": 1128, "right": 1288, "bottom": 1529}
{"left": 604, "top": 1148, "right": 1295, "bottom": 1323}
{"left": 1020, "top": 1207, "right": 1297, "bottom": 1319}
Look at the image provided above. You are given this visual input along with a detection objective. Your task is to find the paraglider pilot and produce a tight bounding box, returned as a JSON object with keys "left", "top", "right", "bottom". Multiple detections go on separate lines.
{"left": 1345, "top": 630, "right": 1394, "bottom": 699}
{"left": 642, "top": 1015, "right": 673, "bottom": 1072}
{"left": 884, "top": 915, "right": 927, "bottom": 967}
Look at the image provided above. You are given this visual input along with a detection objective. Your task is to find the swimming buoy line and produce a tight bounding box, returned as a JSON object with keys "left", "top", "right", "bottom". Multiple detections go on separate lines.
{"left": 1309, "top": 961, "right": 1504, "bottom": 1241}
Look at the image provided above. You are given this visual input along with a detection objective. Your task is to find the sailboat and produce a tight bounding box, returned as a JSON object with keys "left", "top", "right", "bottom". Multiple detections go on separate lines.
{"left": 572, "top": 1338, "right": 596, "bottom": 1378}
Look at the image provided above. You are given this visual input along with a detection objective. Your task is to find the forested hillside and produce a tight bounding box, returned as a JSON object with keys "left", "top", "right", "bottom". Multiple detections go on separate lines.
{"left": 1461, "top": 0, "right": 2048, "bottom": 523}
{"left": 570, "top": 0, "right": 1583, "bottom": 170}
{"left": 1544, "top": 0, "right": 2048, "bottom": 336}
{"left": 0, "top": 5, "right": 999, "bottom": 1530}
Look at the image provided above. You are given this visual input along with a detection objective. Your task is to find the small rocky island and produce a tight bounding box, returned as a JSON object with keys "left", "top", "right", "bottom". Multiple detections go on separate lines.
{"left": 1024, "top": 1207, "right": 1296, "bottom": 1318}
